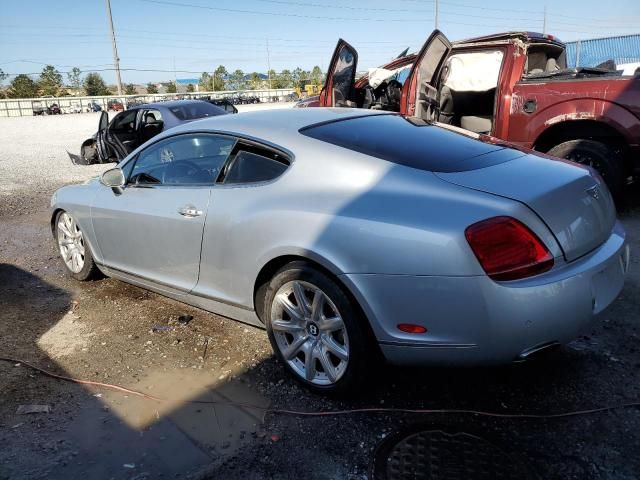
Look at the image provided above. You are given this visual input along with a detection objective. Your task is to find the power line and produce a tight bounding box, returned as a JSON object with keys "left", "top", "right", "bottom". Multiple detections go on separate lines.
{"left": 249, "top": 0, "right": 433, "bottom": 14}
{"left": 135, "top": 0, "right": 434, "bottom": 22}
{"left": 0, "top": 24, "right": 420, "bottom": 45}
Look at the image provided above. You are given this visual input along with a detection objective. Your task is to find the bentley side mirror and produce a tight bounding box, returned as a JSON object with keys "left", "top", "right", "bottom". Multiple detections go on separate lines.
{"left": 100, "top": 167, "right": 125, "bottom": 194}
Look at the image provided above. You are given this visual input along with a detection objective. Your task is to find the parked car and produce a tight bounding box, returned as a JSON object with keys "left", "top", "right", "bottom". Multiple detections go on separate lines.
{"left": 301, "top": 30, "right": 640, "bottom": 198}
{"left": 76, "top": 100, "right": 228, "bottom": 164}
{"left": 32, "top": 101, "right": 46, "bottom": 116}
{"left": 201, "top": 97, "right": 238, "bottom": 114}
{"left": 107, "top": 99, "right": 124, "bottom": 112}
{"left": 62, "top": 102, "right": 82, "bottom": 114}
{"left": 47, "top": 103, "right": 62, "bottom": 115}
{"left": 52, "top": 108, "right": 628, "bottom": 394}
{"left": 87, "top": 101, "right": 102, "bottom": 112}
{"left": 126, "top": 96, "right": 145, "bottom": 109}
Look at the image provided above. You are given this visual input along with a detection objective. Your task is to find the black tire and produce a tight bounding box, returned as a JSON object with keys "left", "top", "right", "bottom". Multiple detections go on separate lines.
{"left": 54, "top": 210, "right": 100, "bottom": 281}
{"left": 80, "top": 144, "right": 98, "bottom": 165}
{"left": 262, "top": 261, "right": 372, "bottom": 396}
{"left": 547, "top": 139, "right": 626, "bottom": 200}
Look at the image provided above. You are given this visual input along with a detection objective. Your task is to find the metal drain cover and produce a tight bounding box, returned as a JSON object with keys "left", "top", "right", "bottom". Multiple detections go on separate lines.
{"left": 370, "top": 428, "right": 536, "bottom": 480}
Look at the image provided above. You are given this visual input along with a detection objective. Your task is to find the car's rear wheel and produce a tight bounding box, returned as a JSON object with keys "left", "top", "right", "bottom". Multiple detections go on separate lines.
{"left": 263, "top": 262, "right": 370, "bottom": 395}
{"left": 55, "top": 211, "right": 99, "bottom": 281}
{"left": 547, "top": 139, "right": 625, "bottom": 200}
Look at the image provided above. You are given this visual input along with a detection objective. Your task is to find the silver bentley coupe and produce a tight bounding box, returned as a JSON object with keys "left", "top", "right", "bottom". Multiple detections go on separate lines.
{"left": 51, "top": 108, "right": 629, "bottom": 394}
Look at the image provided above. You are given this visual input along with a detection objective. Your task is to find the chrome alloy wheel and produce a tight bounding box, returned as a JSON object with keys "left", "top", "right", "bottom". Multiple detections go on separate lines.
{"left": 57, "top": 212, "right": 85, "bottom": 273}
{"left": 271, "top": 280, "right": 349, "bottom": 385}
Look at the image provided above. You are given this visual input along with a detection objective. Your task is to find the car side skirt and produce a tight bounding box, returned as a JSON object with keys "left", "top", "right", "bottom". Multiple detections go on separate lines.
{"left": 101, "top": 264, "right": 264, "bottom": 329}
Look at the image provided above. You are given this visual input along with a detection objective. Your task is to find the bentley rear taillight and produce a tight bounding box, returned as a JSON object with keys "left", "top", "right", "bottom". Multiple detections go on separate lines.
{"left": 465, "top": 216, "right": 554, "bottom": 281}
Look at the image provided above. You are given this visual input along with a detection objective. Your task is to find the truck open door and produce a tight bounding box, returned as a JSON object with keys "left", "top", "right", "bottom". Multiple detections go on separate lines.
{"left": 401, "top": 30, "right": 452, "bottom": 121}
{"left": 320, "top": 39, "right": 358, "bottom": 107}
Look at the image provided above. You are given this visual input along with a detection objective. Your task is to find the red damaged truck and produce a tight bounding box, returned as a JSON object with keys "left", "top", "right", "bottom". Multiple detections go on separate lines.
{"left": 297, "top": 31, "right": 640, "bottom": 198}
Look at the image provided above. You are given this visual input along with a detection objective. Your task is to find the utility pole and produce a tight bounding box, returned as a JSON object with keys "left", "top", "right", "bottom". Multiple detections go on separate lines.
{"left": 266, "top": 38, "right": 272, "bottom": 89}
{"left": 435, "top": 0, "right": 439, "bottom": 29}
{"left": 105, "top": 0, "right": 123, "bottom": 95}
{"left": 542, "top": 5, "right": 547, "bottom": 34}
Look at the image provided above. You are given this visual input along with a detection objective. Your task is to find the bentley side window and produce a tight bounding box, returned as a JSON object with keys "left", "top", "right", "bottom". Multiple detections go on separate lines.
{"left": 221, "top": 141, "right": 290, "bottom": 185}
{"left": 129, "top": 134, "right": 235, "bottom": 186}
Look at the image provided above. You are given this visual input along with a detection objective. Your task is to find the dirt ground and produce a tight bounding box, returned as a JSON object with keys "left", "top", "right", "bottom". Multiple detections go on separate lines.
{"left": 1, "top": 113, "right": 639, "bottom": 479}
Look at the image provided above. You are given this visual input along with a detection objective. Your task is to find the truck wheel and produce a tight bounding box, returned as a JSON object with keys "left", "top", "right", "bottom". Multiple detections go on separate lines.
{"left": 547, "top": 139, "right": 625, "bottom": 199}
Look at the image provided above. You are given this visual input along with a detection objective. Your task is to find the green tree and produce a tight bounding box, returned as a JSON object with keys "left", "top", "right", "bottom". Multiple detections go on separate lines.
{"left": 146, "top": 83, "right": 159, "bottom": 94}
{"left": 199, "top": 72, "right": 213, "bottom": 91}
{"left": 166, "top": 81, "right": 177, "bottom": 93}
{"left": 83, "top": 73, "right": 110, "bottom": 96}
{"left": 309, "top": 66, "right": 324, "bottom": 85}
{"left": 249, "top": 72, "right": 262, "bottom": 90}
{"left": 8, "top": 74, "right": 38, "bottom": 98}
{"left": 213, "top": 65, "right": 227, "bottom": 91}
{"left": 124, "top": 83, "right": 137, "bottom": 95}
{"left": 0, "top": 68, "right": 8, "bottom": 85}
{"left": 38, "top": 65, "right": 63, "bottom": 96}
{"left": 67, "top": 67, "right": 82, "bottom": 93}
{"left": 268, "top": 69, "right": 289, "bottom": 89}
{"left": 229, "top": 69, "right": 245, "bottom": 90}
{"left": 292, "top": 67, "right": 305, "bottom": 89}
{"left": 186, "top": 83, "right": 195, "bottom": 93}
{"left": 279, "top": 69, "right": 293, "bottom": 88}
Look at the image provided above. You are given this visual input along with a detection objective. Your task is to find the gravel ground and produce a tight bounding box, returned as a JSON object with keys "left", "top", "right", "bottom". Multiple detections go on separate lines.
{"left": 0, "top": 108, "right": 639, "bottom": 480}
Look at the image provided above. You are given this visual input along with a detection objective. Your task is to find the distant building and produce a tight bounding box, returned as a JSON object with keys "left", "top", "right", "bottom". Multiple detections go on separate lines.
{"left": 177, "top": 78, "right": 200, "bottom": 92}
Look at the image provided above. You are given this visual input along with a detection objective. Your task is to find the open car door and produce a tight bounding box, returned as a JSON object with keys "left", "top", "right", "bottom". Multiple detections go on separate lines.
{"left": 95, "top": 111, "right": 110, "bottom": 163}
{"left": 401, "top": 30, "right": 452, "bottom": 121}
{"left": 320, "top": 39, "right": 358, "bottom": 107}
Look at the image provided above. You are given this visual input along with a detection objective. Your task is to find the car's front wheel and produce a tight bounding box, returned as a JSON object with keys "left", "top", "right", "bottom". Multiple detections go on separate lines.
{"left": 55, "top": 211, "right": 99, "bottom": 281}
{"left": 263, "top": 262, "right": 370, "bottom": 395}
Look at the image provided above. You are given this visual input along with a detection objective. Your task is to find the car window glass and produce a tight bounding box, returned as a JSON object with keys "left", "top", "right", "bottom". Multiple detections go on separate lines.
{"left": 332, "top": 44, "right": 356, "bottom": 106}
{"left": 111, "top": 110, "right": 137, "bottom": 132}
{"left": 168, "top": 102, "right": 225, "bottom": 120}
{"left": 129, "top": 134, "right": 235, "bottom": 185}
{"left": 223, "top": 151, "right": 288, "bottom": 185}
{"left": 142, "top": 109, "right": 163, "bottom": 124}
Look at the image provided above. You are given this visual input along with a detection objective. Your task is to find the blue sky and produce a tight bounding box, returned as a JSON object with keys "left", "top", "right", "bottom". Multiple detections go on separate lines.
{"left": 1, "top": 0, "right": 639, "bottom": 85}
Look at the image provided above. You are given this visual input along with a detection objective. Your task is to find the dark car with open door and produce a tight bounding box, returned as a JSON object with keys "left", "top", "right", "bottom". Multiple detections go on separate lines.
{"left": 72, "top": 100, "right": 227, "bottom": 165}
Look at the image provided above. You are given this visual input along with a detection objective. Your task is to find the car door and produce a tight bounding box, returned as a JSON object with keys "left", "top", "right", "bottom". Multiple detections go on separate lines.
{"left": 105, "top": 108, "right": 140, "bottom": 160}
{"left": 91, "top": 133, "right": 236, "bottom": 292}
{"left": 400, "top": 30, "right": 452, "bottom": 121}
{"left": 319, "top": 39, "right": 358, "bottom": 107}
{"left": 95, "top": 111, "right": 110, "bottom": 163}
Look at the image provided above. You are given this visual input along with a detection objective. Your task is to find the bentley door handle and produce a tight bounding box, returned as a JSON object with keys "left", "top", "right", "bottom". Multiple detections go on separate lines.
{"left": 178, "top": 205, "right": 203, "bottom": 217}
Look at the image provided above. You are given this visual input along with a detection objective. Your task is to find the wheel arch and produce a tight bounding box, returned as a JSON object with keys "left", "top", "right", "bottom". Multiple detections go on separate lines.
{"left": 253, "top": 253, "right": 382, "bottom": 355}
{"left": 533, "top": 119, "right": 632, "bottom": 175}
{"left": 80, "top": 137, "right": 95, "bottom": 149}
{"left": 533, "top": 119, "right": 628, "bottom": 152}
{"left": 50, "top": 208, "right": 65, "bottom": 236}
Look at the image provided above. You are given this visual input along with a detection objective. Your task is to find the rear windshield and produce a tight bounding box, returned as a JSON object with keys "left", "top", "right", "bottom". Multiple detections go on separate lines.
{"left": 169, "top": 102, "right": 226, "bottom": 120}
{"left": 300, "top": 114, "right": 519, "bottom": 173}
